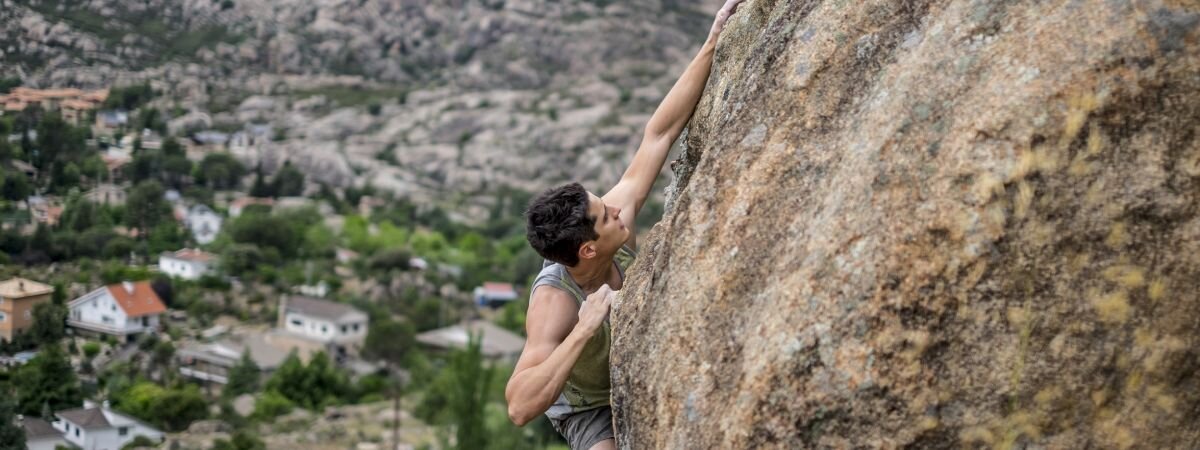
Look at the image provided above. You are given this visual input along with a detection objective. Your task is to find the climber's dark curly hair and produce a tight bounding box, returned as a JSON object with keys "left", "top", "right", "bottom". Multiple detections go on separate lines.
{"left": 525, "top": 182, "right": 598, "bottom": 267}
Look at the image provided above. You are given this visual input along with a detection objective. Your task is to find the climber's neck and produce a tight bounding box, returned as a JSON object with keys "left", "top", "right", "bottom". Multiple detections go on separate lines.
{"left": 566, "top": 256, "right": 619, "bottom": 294}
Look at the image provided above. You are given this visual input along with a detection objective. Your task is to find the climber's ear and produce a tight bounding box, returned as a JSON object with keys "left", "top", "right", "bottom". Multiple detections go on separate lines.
{"left": 578, "top": 241, "right": 598, "bottom": 262}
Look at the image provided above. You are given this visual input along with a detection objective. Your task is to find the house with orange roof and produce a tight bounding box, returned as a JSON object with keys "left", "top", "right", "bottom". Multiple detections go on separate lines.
{"left": 67, "top": 281, "right": 167, "bottom": 341}
{"left": 0, "top": 87, "right": 108, "bottom": 121}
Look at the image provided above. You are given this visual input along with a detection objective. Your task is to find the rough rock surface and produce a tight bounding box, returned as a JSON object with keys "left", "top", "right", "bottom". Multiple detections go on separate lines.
{"left": 612, "top": 0, "right": 1200, "bottom": 448}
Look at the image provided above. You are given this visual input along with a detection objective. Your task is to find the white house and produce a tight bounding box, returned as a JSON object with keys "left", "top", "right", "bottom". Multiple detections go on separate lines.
{"left": 22, "top": 416, "right": 69, "bottom": 450}
{"left": 474, "top": 282, "right": 519, "bottom": 308}
{"left": 278, "top": 295, "right": 369, "bottom": 359}
{"left": 68, "top": 281, "right": 167, "bottom": 342}
{"left": 416, "top": 320, "right": 527, "bottom": 362}
{"left": 159, "top": 248, "right": 217, "bottom": 280}
{"left": 52, "top": 400, "right": 164, "bottom": 450}
{"left": 184, "top": 204, "right": 222, "bottom": 244}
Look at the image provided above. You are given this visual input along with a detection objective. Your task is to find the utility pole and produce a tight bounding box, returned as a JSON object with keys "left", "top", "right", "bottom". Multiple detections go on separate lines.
{"left": 391, "top": 364, "right": 409, "bottom": 450}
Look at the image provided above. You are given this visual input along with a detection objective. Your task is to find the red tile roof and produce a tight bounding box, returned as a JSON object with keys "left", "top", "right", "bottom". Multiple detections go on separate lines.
{"left": 106, "top": 281, "right": 167, "bottom": 317}
{"left": 482, "top": 282, "right": 516, "bottom": 295}
{"left": 166, "top": 248, "right": 216, "bottom": 263}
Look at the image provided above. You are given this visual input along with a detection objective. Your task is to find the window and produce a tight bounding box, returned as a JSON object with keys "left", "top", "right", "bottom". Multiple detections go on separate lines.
{"left": 321, "top": 325, "right": 328, "bottom": 334}
{"left": 353, "top": 323, "right": 360, "bottom": 332}
{"left": 291, "top": 319, "right": 303, "bottom": 327}
{"left": 24, "top": 310, "right": 31, "bottom": 320}
{"left": 75, "top": 427, "right": 80, "bottom": 437}
{"left": 0, "top": 312, "right": 5, "bottom": 322}
{"left": 111, "top": 303, "right": 116, "bottom": 311}
{"left": 341, "top": 325, "right": 348, "bottom": 334}
{"left": 119, "top": 426, "right": 128, "bottom": 436}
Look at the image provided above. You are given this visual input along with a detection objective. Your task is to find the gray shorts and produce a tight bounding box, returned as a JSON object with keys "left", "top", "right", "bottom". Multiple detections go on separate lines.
{"left": 548, "top": 406, "right": 614, "bottom": 450}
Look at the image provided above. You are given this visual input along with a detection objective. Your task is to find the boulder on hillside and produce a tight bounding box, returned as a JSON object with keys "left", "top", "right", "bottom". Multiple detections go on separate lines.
{"left": 613, "top": 1, "right": 1200, "bottom": 448}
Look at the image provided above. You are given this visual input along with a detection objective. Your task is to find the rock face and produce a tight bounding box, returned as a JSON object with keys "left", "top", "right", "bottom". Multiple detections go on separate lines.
{"left": 612, "top": 0, "right": 1200, "bottom": 448}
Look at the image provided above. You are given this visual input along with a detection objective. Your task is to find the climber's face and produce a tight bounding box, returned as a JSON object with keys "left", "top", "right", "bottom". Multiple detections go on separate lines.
{"left": 580, "top": 191, "right": 629, "bottom": 259}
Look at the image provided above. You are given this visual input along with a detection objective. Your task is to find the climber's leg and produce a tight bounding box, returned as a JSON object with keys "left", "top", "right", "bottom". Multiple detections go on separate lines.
{"left": 548, "top": 406, "right": 614, "bottom": 450}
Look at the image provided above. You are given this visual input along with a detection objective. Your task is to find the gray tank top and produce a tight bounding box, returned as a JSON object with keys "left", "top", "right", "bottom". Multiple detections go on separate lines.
{"left": 533, "top": 245, "right": 637, "bottom": 420}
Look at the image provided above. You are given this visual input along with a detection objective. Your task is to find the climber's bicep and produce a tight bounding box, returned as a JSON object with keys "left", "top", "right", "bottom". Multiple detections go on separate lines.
{"left": 513, "top": 286, "right": 579, "bottom": 374}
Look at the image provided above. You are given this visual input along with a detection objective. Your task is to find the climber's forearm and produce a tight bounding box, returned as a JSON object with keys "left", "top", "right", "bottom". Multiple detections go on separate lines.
{"left": 612, "top": 38, "right": 717, "bottom": 212}
{"left": 644, "top": 37, "right": 716, "bottom": 145}
{"left": 505, "top": 326, "right": 595, "bottom": 426}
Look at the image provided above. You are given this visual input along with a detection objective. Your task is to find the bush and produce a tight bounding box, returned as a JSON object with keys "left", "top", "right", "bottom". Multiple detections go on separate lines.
{"left": 82, "top": 342, "right": 102, "bottom": 358}
{"left": 250, "top": 390, "right": 292, "bottom": 420}
{"left": 120, "top": 435, "right": 159, "bottom": 450}
{"left": 115, "top": 382, "right": 208, "bottom": 432}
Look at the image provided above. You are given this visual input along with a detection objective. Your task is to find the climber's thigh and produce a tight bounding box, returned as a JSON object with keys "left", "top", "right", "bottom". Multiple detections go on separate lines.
{"left": 549, "top": 406, "right": 615, "bottom": 450}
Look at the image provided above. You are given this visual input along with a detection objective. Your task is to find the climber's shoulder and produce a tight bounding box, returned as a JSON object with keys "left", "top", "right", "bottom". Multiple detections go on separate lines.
{"left": 525, "top": 284, "right": 581, "bottom": 342}
{"left": 513, "top": 286, "right": 579, "bottom": 369}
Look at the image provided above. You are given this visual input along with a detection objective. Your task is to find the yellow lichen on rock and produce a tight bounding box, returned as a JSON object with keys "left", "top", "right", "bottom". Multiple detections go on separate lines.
{"left": 1102, "top": 264, "right": 1145, "bottom": 288}
{"left": 1091, "top": 290, "right": 1130, "bottom": 323}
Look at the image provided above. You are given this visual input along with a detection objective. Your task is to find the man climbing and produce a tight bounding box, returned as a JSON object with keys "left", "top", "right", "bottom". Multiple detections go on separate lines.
{"left": 505, "top": 1, "right": 746, "bottom": 448}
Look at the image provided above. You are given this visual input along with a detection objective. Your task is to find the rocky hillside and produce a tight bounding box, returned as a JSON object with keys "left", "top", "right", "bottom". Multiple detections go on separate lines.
{"left": 1, "top": 0, "right": 722, "bottom": 220}
{"left": 613, "top": 0, "right": 1199, "bottom": 448}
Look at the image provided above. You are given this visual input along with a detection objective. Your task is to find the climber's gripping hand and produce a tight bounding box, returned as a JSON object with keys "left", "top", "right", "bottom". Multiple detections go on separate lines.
{"left": 709, "top": 0, "right": 747, "bottom": 40}
{"left": 577, "top": 284, "right": 615, "bottom": 337}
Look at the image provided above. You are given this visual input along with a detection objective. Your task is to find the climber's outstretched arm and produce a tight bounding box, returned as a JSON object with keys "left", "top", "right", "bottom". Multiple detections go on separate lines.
{"left": 506, "top": 285, "right": 615, "bottom": 426}
{"left": 604, "top": 0, "right": 745, "bottom": 238}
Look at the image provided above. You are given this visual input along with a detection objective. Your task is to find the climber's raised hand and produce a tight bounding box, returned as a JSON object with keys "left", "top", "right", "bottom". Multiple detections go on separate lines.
{"left": 577, "top": 284, "right": 615, "bottom": 336}
{"left": 709, "top": 0, "right": 747, "bottom": 40}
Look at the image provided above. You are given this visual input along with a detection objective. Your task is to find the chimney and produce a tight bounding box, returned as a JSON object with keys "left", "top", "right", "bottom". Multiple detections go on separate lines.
{"left": 18, "top": 280, "right": 24, "bottom": 292}
{"left": 102, "top": 400, "right": 110, "bottom": 410}
{"left": 122, "top": 281, "right": 134, "bottom": 294}
{"left": 83, "top": 399, "right": 96, "bottom": 409}
{"left": 277, "top": 296, "right": 288, "bottom": 329}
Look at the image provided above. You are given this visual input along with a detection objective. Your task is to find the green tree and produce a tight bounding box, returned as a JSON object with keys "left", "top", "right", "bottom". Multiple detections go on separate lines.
{"left": 220, "top": 244, "right": 270, "bottom": 277}
{"left": 418, "top": 333, "right": 494, "bottom": 449}
{"left": 136, "top": 108, "right": 166, "bottom": 135}
{"left": 34, "top": 112, "right": 87, "bottom": 173}
{"left": 13, "top": 344, "right": 81, "bottom": 417}
{"left": 271, "top": 161, "right": 305, "bottom": 197}
{"left": 161, "top": 138, "right": 192, "bottom": 189}
{"left": 196, "top": 153, "right": 246, "bottom": 190}
{"left": 363, "top": 319, "right": 416, "bottom": 366}
{"left": 125, "top": 181, "right": 171, "bottom": 237}
{"left": 0, "top": 77, "right": 20, "bottom": 94}
{"left": 1, "top": 169, "right": 31, "bottom": 202}
{"left": 248, "top": 164, "right": 273, "bottom": 197}
{"left": 224, "top": 350, "right": 261, "bottom": 398}
{"left": 152, "top": 340, "right": 175, "bottom": 371}
{"left": 60, "top": 194, "right": 104, "bottom": 232}
{"left": 0, "top": 395, "right": 26, "bottom": 449}
{"left": 27, "top": 302, "right": 68, "bottom": 347}
{"left": 211, "top": 430, "right": 266, "bottom": 450}
{"left": 226, "top": 211, "right": 298, "bottom": 257}
{"left": 116, "top": 382, "right": 207, "bottom": 431}
{"left": 263, "top": 351, "right": 350, "bottom": 410}
{"left": 103, "top": 83, "right": 155, "bottom": 110}
{"left": 448, "top": 333, "right": 494, "bottom": 449}
{"left": 249, "top": 390, "right": 292, "bottom": 420}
